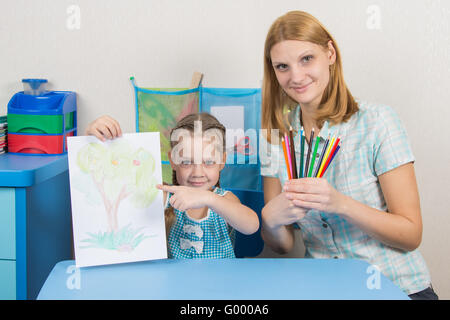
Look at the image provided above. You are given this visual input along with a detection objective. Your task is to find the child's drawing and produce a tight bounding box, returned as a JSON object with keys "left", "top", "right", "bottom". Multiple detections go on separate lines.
{"left": 67, "top": 133, "right": 167, "bottom": 267}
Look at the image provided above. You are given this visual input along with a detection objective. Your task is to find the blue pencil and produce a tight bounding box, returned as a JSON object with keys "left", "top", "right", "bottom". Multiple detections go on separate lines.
{"left": 321, "top": 144, "right": 341, "bottom": 177}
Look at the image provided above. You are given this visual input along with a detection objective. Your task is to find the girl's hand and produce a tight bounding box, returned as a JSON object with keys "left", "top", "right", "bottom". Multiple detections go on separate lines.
{"left": 85, "top": 115, "right": 123, "bottom": 141}
{"left": 283, "top": 178, "right": 347, "bottom": 214}
{"left": 262, "top": 191, "right": 308, "bottom": 230}
{"left": 156, "top": 184, "right": 211, "bottom": 212}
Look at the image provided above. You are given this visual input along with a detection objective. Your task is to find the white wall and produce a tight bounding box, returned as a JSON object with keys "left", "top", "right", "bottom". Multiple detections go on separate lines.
{"left": 1, "top": 0, "right": 449, "bottom": 298}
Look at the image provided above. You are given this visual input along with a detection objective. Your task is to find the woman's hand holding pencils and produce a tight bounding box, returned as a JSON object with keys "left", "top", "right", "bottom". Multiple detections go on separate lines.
{"left": 280, "top": 127, "right": 345, "bottom": 214}
{"left": 282, "top": 178, "right": 347, "bottom": 215}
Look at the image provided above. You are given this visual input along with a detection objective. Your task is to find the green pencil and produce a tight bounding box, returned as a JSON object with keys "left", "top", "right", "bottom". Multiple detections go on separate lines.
{"left": 308, "top": 135, "right": 321, "bottom": 177}
{"left": 299, "top": 127, "right": 305, "bottom": 178}
{"left": 304, "top": 128, "right": 314, "bottom": 180}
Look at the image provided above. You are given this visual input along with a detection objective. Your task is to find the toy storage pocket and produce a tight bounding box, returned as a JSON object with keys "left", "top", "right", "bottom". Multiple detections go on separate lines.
{"left": 134, "top": 87, "right": 200, "bottom": 184}
{"left": 200, "top": 87, "right": 262, "bottom": 192}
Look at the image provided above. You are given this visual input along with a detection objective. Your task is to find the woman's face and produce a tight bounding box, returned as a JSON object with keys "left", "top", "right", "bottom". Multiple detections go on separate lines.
{"left": 270, "top": 40, "right": 336, "bottom": 110}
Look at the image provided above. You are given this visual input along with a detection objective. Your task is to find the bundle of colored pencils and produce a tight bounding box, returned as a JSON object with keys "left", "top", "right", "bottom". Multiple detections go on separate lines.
{"left": 281, "top": 127, "right": 341, "bottom": 179}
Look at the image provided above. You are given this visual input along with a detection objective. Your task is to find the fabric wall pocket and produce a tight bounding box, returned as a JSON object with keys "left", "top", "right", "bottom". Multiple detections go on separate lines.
{"left": 200, "top": 87, "right": 262, "bottom": 192}
{"left": 131, "top": 78, "right": 200, "bottom": 184}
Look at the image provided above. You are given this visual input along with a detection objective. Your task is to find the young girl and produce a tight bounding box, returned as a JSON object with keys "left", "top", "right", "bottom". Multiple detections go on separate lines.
{"left": 259, "top": 11, "right": 437, "bottom": 299}
{"left": 86, "top": 112, "right": 259, "bottom": 259}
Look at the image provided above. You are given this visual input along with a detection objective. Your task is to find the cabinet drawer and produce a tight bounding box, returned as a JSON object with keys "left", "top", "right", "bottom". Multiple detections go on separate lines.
{"left": 0, "top": 260, "right": 16, "bottom": 300}
{"left": 8, "top": 113, "right": 63, "bottom": 134}
{"left": 7, "top": 113, "right": 75, "bottom": 134}
{"left": 0, "top": 188, "right": 15, "bottom": 259}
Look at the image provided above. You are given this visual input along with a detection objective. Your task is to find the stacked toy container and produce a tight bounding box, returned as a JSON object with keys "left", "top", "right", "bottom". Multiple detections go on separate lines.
{"left": 7, "top": 79, "right": 77, "bottom": 155}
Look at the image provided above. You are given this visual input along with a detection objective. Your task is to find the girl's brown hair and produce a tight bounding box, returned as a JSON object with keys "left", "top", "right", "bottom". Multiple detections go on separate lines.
{"left": 262, "top": 11, "right": 359, "bottom": 143}
{"left": 164, "top": 112, "right": 226, "bottom": 236}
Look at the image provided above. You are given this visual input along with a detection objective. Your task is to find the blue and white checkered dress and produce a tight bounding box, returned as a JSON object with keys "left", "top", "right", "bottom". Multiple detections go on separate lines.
{"left": 166, "top": 187, "right": 236, "bottom": 259}
{"left": 260, "top": 101, "right": 432, "bottom": 295}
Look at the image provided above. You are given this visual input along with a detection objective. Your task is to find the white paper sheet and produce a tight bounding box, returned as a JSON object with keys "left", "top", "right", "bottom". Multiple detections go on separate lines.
{"left": 67, "top": 133, "right": 167, "bottom": 267}
{"left": 210, "top": 105, "right": 245, "bottom": 150}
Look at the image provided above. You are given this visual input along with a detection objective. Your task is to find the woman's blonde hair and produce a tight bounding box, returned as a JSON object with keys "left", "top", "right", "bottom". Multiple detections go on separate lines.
{"left": 262, "top": 11, "right": 358, "bottom": 143}
{"left": 164, "top": 112, "right": 226, "bottom": 236}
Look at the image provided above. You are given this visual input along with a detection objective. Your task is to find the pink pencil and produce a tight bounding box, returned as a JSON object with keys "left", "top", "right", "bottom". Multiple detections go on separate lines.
{"left": 284, "top": 133, "right": 293, "bottom": 179}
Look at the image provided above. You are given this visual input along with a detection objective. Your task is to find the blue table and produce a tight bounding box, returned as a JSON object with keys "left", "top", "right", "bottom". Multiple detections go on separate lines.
{"left": 37, "top": 258, "right": 409, "bottom": 300}
{"left": 0, "top": 154, "right": 72, "bottom": 299}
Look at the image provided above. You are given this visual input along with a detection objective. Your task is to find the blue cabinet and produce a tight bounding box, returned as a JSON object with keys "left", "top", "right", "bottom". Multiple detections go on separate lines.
{"left": 0, "top": 188, "right": 15, "bottom": 260}
{"left": 0, "top": 260, "right": 15, "bottom": 300}
{"left": 0, "top": 154, "right": 72, "bottom": 299}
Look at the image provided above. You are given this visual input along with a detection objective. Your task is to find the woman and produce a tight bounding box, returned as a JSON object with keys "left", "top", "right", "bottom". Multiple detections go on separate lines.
{"left": 259, "top": 11, "right": 437, "bottom": 300}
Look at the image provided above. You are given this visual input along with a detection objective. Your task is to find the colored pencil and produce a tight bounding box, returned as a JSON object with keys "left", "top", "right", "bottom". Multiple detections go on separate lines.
{"left": 317, "top": 136, "right": 335, "bottom": 178}
{"left": 281, "top": 137, "right": 292, "bottom": 180}
{"left": 299, "top": 127, "right": 305, "bottom": 178}
{"left": 284, "top": 133, "right": 293, "bottom": 179}
{"left": 308, "top": 135, "right": 321, "bottom": 177}
{"left": 321, "top": 144, "right": 341, "bottom": 177}
{"left": 319, "top": 137, "right": 340, "bottom": 178}
{"left": 314, "top": 135, "right": 330, "bottom": 177}
{"left": 303, "top": 128, "right": 314, "bottom": 179}
{"left": 289, "top": 127, "right": 298, "bottom": 179}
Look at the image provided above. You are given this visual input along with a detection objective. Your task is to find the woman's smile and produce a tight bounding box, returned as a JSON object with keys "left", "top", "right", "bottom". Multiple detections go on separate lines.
{"left": 291, "top": 82, "right": 313, "bottom": 93}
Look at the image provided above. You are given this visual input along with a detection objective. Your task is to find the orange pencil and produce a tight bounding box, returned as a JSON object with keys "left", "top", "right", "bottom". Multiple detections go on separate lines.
{"left": 281, "top": 137, "right": 292, "bottom": 180}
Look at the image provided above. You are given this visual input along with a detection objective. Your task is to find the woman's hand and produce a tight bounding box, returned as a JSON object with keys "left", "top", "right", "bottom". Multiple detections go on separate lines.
{"left": 283, "top": 178, "right": 347, "bottom": 214}
{"left": 262, "top": 191, "right": 308, "bottom": 229}
{"left": 156, "top": 184, "right": 211, "bottom": 212}
{"left": 260, "top": 176, "right": 303, "bottom": 254}
{"left": 85, "top": 115, "right": 123, "bottom": 141}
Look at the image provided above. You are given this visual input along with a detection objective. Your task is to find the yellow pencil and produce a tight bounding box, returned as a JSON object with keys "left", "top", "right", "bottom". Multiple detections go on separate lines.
{"left": 317, "top": 136, "right": 335, "bottom": 177}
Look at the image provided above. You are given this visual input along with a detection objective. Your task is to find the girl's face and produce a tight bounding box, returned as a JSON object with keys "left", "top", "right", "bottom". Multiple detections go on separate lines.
{"left": 169, "top": 134, "right": 226, "bottom": 191}
{"left": 270, "top": 40, "right": 336, "bottom": 110}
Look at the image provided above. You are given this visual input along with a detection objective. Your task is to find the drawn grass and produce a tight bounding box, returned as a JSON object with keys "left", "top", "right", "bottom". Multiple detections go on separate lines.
{"left": 80, "top": 224, "right": 155, "bottom": 253}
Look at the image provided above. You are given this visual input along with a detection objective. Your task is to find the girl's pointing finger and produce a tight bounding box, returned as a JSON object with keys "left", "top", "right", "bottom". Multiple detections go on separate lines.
{"left": 156, "top": 184, "right": 178, "bottom": 193}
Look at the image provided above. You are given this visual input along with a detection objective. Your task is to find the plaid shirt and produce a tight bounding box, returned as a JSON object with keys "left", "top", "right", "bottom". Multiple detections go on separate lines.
{"left": 166, "top": 187, "right": 236, "bottom": 259}
{"left": 260, "top": 101, "right": 431, "bottom": 295}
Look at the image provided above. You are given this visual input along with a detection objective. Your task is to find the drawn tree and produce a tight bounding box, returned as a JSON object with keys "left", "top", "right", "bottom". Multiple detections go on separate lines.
{"left": 76, "top": 140, "right": 158, "bottom": 251}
